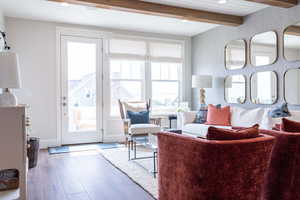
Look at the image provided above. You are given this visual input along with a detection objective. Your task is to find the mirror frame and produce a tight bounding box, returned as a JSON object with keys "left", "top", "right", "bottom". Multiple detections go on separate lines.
{"left": 283, "top": 24, "right": 300, "bottom": 62}
{"left": 224, "top": 75, "right": 247, "bottom": 104}
{"left": 283, "top": 68, "right": 300, "bottom": 105}
{"left": 224, "top": 39, "right": 247, "bottom": 70}
{"left": 250, "top": 31, "right": 278, "bottom": 67}
{"left": 250, "top": 71, "right": 278, "bottom": 105}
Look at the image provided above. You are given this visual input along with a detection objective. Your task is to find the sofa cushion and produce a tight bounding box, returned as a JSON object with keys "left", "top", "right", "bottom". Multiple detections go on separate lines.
{"left": 124, "top": 102, "right": 147, "bottom": 113}
{"left": 206, "top": 104, "right": 231, "bottom": 126}
{"left": 231, "top": 107, "right": 269, "bottom": 129}
{"left": 281, "top": 118, "right": 300, "bottom": 132}
{"left": 207, "top": 124, "right": 260, "bottom": 140}
{"left": 182, "top": 123, "right": 231, "bottom": 138}
{"left": 129, "top": 124, "right": 161, "bottom": 135}
{"left": 181, "top": 111, "right": 197, "bottom": 125}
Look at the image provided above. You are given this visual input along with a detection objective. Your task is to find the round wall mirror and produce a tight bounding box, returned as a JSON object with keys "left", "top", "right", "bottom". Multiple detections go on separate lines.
{"left": 250, "top": 71, "right": 278, "bottom": 104}
{"left": 224, "top": 75, "right": 246, "bottom": 104}
{"left": 250, "top": 31, "right": 278, "bottom": 67}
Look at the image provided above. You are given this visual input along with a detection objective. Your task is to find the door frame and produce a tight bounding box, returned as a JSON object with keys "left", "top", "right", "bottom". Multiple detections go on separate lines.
{"left": 56, "top": 27, "right": 112, "bottom": 146}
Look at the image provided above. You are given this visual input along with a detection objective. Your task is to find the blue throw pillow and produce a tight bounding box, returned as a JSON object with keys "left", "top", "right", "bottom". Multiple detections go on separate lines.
{"left": 126, "top": 110, "right": 150, "bottom": 124}
{"left": 268, "top": 103, "right": 291, "bottom": 118}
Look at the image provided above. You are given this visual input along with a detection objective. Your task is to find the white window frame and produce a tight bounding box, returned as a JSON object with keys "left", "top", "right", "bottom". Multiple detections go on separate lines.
{"left": 108, "top": 36, "right": 185, "bottom": 118}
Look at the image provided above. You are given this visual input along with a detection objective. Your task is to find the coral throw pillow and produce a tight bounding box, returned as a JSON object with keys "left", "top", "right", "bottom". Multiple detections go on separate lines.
{"left": 207, "top": 124, "right": 260, "bottom": 140}
{"left": 281, "top": 118, "right": 300, "bottom": 132}
{"left": 206, "top": 104, "right": 231, "bottom": 126}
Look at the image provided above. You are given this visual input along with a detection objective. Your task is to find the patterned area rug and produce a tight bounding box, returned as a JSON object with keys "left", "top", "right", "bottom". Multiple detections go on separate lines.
{"left": 101, "top": 147, "right": 158, "bottom": 199}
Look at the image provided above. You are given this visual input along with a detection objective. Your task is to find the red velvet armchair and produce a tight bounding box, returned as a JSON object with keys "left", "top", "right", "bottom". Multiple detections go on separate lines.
{"left": 260, "top": 129, "right": 300, "bottom": 200}
{"left": 157, "top": 132, "right": 275, "bottom": 200}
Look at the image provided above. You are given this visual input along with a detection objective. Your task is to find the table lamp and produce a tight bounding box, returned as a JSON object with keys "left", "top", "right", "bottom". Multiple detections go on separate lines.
{"left": 0, "top": 52, "right": 21, "bottom": 106}
{"left": 192, "top": 75, "right": 212, "bottom": 106}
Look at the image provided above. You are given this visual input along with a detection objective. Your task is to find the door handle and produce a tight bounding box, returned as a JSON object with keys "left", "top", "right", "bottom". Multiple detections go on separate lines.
{"left": 62, "top": 96, "right": 67, "bottom": 107}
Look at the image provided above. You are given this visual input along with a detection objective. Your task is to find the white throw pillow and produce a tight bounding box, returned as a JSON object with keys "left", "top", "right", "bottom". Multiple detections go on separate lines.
{"left": 181, "top": 111, "right": 197, "bottom": 125}
{"left": 231, "top": 107, "right": 266, "bottom": 128}
{"left": 123, "top": 102, "right": 147, "bottom": 113}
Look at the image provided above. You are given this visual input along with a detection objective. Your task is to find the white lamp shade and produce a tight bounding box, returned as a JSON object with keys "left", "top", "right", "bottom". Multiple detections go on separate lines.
{"left": 192, "top": 75, "right": 212, "bottom": 88}
{"left": 0, "top": 52, "right": 21, "bottom": 89}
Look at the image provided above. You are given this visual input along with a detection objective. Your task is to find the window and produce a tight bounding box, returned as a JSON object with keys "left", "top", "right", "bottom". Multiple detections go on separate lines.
{"left": 109, "top": 38, "right": 184, "bottom": 116}
{"left": 110, "top": 60, "right": 145, "bottom": 116}
{"left": 151, "top": 62, "right": 181, "bottom": 115}
{"left": 67, "top": 41, "right": 97, "bottom": 131}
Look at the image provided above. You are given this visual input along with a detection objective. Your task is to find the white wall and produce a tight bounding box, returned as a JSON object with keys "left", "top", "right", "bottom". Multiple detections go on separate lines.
{"left": 192, "top": 5, "right": 300, "bottom": 110}
{"left": 0, "top": 9, "right": 4, "bottom": 31}
{"left": 6, "top": 17, "right": 192, "bottom": 148}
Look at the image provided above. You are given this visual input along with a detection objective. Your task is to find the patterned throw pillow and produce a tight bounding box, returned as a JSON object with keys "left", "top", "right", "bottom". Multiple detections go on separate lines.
{"left": 194, "top": 108, "right": 208, "bottom": 124}
{"left": 194, "top": 104, "right": 221, "bottom": 124}
{"left": 268, "top": 103, "right": 291, "bottom": 118}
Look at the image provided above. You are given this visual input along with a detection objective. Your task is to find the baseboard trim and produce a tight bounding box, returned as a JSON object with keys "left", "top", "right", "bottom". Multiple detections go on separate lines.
{"left": 39, "top": 134, "right": 125, "bottom": 149}
{"left": 40, "top": 139, "right": 58, "bottom": 149}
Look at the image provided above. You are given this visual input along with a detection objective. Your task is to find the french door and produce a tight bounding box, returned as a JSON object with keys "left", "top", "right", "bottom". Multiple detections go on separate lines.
{"left": 60, "top": 35, "right": 103, "bottom": 145}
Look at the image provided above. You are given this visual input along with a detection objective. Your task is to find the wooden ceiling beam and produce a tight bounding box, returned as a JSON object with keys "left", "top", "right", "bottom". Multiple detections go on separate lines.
{"left": 49, "top": 0, "right": 243, "bottom": 26}
{"left": 285, "top": 25, "right": 300, "bottom": 36}
{"left": 246, "top": 0, "right": 297, "bottom": 8}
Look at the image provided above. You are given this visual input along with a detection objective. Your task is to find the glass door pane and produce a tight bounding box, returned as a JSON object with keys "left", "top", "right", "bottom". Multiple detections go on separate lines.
{"left": 67, "top": 42, "right": 97, "bottom": 132}
{"left": 61, "top": 35, "right": 102, "bottom": 145}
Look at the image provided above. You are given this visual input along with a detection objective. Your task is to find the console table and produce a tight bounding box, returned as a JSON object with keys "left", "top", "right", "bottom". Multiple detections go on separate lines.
{"left": 0, "top": 106, "right": 28, "bottom": 200}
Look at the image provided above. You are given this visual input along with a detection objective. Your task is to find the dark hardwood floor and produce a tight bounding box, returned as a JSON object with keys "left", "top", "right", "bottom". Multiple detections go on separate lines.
{"left": 28, "top": 150, "right": 155, "bottom": 200}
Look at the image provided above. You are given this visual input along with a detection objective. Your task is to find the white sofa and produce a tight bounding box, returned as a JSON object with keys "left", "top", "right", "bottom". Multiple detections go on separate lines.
{"left": 178, "top": 106, "right": 300, "bottom": 138}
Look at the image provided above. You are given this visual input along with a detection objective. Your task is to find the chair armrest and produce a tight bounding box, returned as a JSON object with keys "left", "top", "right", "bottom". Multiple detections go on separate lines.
{"left": 122, "top": 119, "right": 131, "bottom": 134}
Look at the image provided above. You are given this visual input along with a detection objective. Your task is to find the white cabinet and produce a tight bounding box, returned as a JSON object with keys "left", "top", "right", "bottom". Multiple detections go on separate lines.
{"left": 0, "top": 106, "right": 27, "bottom": 200}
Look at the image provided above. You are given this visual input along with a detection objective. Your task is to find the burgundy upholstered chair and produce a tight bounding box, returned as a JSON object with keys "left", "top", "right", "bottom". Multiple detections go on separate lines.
{"left": 260, "top": 129, "right": 300, "bottom": 200}
{"left": 157, "top": 132, "right": 275, "bottom": 200}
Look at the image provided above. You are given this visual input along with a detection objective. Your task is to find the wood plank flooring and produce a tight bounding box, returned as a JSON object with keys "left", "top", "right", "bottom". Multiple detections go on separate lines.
{"left": 28, "top": 150, "right": 155, "bottom": 200}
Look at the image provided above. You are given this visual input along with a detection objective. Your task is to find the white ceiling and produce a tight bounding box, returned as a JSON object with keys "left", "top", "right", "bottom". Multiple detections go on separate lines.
{"left": 0, "top": 0, "right": 268, "bottom": 36}
{"left": 144, "top": 0, "right": 268, "bottom": 16}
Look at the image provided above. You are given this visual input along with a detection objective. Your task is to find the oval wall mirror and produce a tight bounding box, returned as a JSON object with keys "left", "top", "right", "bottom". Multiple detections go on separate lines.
{"left": 284, "top": 23, "right": 300, "bottom": 62}
{"left": 284, "top": 68, "right": 300, "bottom": 104}
{"left": 224, "top": 75, "right": 246, "bottom": 104}
{"left": 250, "top": 71, "right": 278, "bottom": 104}
{"left": 225, "top": 40, "right": 246, "bottom": 70}
{"left": 250, "top": 31, "right": 278, "bottom": 67}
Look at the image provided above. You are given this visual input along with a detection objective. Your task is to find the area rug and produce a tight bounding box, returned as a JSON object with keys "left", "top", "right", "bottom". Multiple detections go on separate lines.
{"left": 48, "top": 143, "right": 124, "bottom": 154}
{"left": 100, "top": 147, "right": 158, "bottom": 199}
